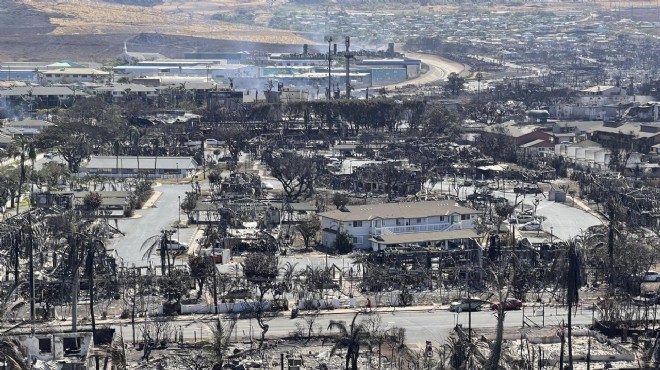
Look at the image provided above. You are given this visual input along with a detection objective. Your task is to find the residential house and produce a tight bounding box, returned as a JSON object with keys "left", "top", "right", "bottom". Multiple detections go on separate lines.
{"left": 0, "top": 86, "right": 81, "bottom": 110}
{"left": 93, "top": 83, "right": 158, "bottom": 104}
{"left": 1, "top": 119, "right": 53, "bottom": 138}
{"left": 589, "top": 122, "right": 660, "bottom": 154}
{"left": 482, "top": 122, "right": 554, "bottom": 146}
{"left": 519, "top": 139, "right": 555, "bottom": 157}
{"left": 318, "top": 200, "right": 481, "bottom": 251}
{"left": 41, "top": 68, "right": 109, "bottom": 83}
{"left": 551, "top": 121, "right": 603, "bottom": 143}
{"left": 81, "top": 156, "right": 198, "bottom": 178}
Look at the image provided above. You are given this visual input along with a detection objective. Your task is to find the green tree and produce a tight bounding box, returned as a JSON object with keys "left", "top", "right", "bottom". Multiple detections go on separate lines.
{"left": 35, "top": 162, "right": 70, "bottom": 188}
{"left": 334, "top": 231, "right": 353, "bottom": 255}
{"left": 188, "top": 255, "right": 214, "bottom": 299}
{"left": 332, "top": 192, "right": 350, "bottom": 209}
{"left": 37, "top": 121, "right": 92, "bottom": 172}
{"left": 264, "top": 152, "right": 325, "bottom": 202}
{"left": 180, "top": 191, "right": 198, "bottom": 223}
{"left": 82, "top": 191, "right": 103, "bottom": 217}
{"left": 296, "top": 215, "right": 320, "bottom": 250}
{"left": 446, "top": 72, "right": 465, "bottom": 96}
{"left": 422, "top": 104, "right": 462, "bottom": 139}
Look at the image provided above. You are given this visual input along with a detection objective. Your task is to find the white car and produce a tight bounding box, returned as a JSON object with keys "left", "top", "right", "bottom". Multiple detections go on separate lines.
{"left": 205, "top": 139, "right": 223, "bottom": 147}
{"left": 160, "top": 239, "right": 188, "bottom": 252}
{"left": 520, "top": 221, "right": 543, "bottom": 231}
{"left": 261, "top": 181, "right": 274, "bottom": 190}
{"left": 643, "top": 271, "right": 660, "bottom": 282}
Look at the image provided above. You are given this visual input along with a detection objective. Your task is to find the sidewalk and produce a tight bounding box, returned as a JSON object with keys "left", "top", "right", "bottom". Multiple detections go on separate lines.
{"left": 566, "top": 195, "right": 606, "bottom": 224}
{"left": 141, "top": 190, "right": 162, "bottom": 209}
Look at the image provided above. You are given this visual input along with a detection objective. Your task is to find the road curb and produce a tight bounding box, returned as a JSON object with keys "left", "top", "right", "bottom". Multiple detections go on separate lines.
{"left": 141, "top": 190, "right": 163, "bottom": 209}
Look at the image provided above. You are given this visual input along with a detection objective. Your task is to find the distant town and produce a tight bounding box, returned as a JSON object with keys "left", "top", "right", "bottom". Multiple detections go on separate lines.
{"left": 0, "top": 1, "right": 660, "bottom": 369}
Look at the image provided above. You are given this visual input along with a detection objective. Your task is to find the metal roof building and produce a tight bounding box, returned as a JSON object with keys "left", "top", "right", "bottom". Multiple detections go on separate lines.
{"left": 82, "top": 156, "right": 198, "bottom": 179}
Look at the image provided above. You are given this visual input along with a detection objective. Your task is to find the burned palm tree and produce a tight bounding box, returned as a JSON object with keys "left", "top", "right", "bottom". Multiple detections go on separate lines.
{"left": 328, "top": 313, "right": 370, "bottom": 370}
{"left": 141, "top": 229, "right": 176, "bottom": 276}
{"left": 565, "top": 237, "right": 583, "bottom": 369}
{"left": 0, "top": 339, "right": 29, "bottom": 370}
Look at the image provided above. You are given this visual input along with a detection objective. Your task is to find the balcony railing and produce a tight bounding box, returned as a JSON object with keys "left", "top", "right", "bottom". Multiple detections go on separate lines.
{"left": 374, "top": 222, "right": 458, "bottom": 236}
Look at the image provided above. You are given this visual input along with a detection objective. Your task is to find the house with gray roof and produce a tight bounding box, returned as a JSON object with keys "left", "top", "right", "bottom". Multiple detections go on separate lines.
{"left": 82, "top": 156, "right": 197, "bottom": 179}
{"left": 0, "top": 86, "right": 81, "bottom": 109}
{"left": 318, "top": 200, "right": 481, "bottom": 251}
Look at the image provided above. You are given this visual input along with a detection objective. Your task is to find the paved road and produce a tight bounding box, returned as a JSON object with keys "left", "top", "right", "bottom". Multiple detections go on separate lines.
{"left": 107, "top": 306, "right": 595, "bottom": 347}
{"left": 431, "top": 180, "right": 601, "bottom": 240}
{"left": 106, "top": 183, "right": 198, "bottom": 268}
{"left": 353, "top": 50, "right": 466, "bottom": 92}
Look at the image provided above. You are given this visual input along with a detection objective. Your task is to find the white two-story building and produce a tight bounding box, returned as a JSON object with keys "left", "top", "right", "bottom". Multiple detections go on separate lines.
{"left": 319, "top": 201, "right": 481, "bottom": 251}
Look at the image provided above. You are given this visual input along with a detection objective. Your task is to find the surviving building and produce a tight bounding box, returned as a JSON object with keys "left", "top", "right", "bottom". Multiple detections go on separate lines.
{"left": 319, "top": 200, "right": 481, "bottom": 251}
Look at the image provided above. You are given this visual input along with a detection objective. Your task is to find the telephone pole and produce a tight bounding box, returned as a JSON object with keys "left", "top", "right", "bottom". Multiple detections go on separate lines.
{"left": 344, "top": 36, "right": 353, "bottom": 99}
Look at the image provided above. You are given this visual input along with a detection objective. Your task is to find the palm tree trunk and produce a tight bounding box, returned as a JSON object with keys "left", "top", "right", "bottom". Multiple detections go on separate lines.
{"left": 488, "top": 308, "right": 505, "bottom": 370}
{"left": 568, "top": 304, "right": 573, "bottom": 368}
{"left": 72, "top": 267, "right": 80, "bottom": 332}
{"left": 88, "top": 252, "right": 99, "bottom": 370}
{"left": 160, "top": 246, "right": 166, "bottom": 276}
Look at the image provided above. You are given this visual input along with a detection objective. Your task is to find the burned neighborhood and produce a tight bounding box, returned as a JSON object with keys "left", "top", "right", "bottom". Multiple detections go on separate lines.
{"left": 1, "top": 0, "right": 660, "bottom": 369}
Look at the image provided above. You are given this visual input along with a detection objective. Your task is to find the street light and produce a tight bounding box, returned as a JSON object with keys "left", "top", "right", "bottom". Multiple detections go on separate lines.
{"left": 177, "top": 196, "right": 181, "bottom": 243}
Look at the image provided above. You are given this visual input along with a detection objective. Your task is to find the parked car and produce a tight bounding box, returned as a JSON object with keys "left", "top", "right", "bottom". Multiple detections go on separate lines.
{"left": 449, "top": 299, "right": 483, "bottom": 312}
{"left": 222, "top": 288, "right": 252, "bottom": 300}
{"left": 511, "top": 215, "right": 535, "bottom": 224}
{"left": 520, "top": 221, "right": 543, "bottom": 231}
{"left": 261, "top": 181, "right": 274, "bottom": 190}
{"left": 633, "top": 292, "right": 660, "bottom": 305}
{"left": 159, "top": 239, "right": 188, "bottom": 252}
{"left": 490, "top": 298, "right": 522, "bottom": 311}
{"left": 205, "top": 139, "right": 223, "bottom": 147}
{"left": 514, "top": 185, "right": 542, "bottom": 195}
{"left": 643, "top": 271, "right": 660, "bottom": 282}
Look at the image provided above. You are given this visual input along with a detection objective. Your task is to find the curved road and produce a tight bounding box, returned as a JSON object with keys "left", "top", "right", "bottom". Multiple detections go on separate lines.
{"left": 375, "top": 51, "right": 468, "bottom": 91}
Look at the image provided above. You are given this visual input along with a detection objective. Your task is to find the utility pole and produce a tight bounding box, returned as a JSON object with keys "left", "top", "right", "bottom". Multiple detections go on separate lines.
{"left": 344, "top": 36, "right": 353, "bottom": 99}
{"left": 476, "top": 72, "right": 483, "bottom": 100}
{"left": 325, "top": 36, "right": 334, "bottom": 100}
{"left": 28, "top": 214, "right": 35, "bottom": 322}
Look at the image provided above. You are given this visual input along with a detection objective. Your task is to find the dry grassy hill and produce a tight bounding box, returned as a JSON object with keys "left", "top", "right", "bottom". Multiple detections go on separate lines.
{"left": 0, "top": 0, "right": 655, "bottom": 61}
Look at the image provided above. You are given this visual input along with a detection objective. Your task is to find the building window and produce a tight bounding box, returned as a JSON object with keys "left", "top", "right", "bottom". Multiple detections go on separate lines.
{"left": 353, "top": 221, "right": 362, "bottom": 227}
{"left": 461, "top": 214, "right": 469, "bottom": 220}
{"left": 416, "top": 218, "right": 422, "bottom": 224}
{"left": 38, "top": 338, "right": 51, "bottom": 354}
{"left": 352, "top": 237, "right": 359, "bottom": 244}
{"left": 396, "top": 218, "right": 404, "bottom": 226}
{"left": 63, "top": 337, "right": 81, "bottom": 356}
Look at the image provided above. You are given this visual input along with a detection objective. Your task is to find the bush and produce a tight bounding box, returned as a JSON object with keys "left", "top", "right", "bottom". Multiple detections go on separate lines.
{"left": 333, "top": 231, "right": 353, "bottom": 255}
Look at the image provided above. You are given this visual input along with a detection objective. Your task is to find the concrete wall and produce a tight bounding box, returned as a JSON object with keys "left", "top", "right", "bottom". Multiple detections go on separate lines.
{"left": 180, "top": 301, "right": 273, "bottom": 314}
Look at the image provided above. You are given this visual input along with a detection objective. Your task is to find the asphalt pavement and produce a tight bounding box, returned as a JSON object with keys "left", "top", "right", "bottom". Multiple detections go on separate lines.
{"left": 106, "top": 183, "right": 198, "bottom": 267}
{"left": 105, "top": 305, "right": 595, "bottom": 347}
